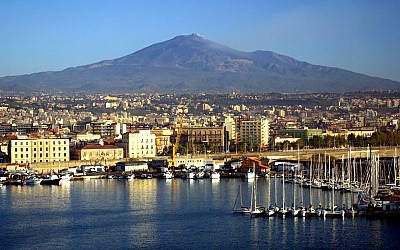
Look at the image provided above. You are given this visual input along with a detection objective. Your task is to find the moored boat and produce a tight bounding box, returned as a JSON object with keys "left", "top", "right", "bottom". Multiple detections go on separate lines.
{"left": 40, "top": 174, "right": 61, "bottom": 185}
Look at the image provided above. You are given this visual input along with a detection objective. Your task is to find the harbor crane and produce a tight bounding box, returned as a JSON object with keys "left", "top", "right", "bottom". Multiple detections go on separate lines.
{"left": 168, "top": 114, "right": 184, "bottom": 171}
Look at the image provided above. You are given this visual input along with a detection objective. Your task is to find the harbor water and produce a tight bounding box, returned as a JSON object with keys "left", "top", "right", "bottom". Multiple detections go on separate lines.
{"left": 1, "top": 178, "right": 400, "bottom": 249}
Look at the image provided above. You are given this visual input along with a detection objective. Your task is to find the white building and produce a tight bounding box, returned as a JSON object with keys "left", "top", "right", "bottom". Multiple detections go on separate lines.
{"left": 121, "top": 130, "right": 156, "bottom": 159}
{"left": 9, "top": 138, "right": 70, "bottom": 164}
{"left": 238, "top": 118, "right": 269, "bottom": 148}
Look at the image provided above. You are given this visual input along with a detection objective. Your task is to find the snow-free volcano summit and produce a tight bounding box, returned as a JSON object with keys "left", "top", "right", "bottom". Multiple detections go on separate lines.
{"left": 1, "top": 34, "right": 399, "bottom": 93}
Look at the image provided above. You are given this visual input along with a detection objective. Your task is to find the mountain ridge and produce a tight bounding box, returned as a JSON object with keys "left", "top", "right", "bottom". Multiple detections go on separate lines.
{"left": 1, "top": 34, "right": 399, "bottom": 93}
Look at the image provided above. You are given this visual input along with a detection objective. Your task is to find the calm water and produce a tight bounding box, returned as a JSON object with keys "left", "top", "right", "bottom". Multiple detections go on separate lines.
{"left": 1, "top": 178, "right": 400, "bottom": 249}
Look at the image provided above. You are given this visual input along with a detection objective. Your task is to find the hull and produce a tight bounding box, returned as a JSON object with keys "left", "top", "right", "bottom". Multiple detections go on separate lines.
{"left": 40, "top": 179, "right": 61, "bottom": 185}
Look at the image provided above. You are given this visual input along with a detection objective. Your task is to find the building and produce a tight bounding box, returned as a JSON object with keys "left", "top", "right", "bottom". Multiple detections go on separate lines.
{"left": 72, "top": 145, "right": 123, "bottom": 161}
{"left": 236, "top": 117, "right": 269, "bottom": 149}
{"left": 116, "top": 161, "right": 148, "bottom": 172}
{"left": 120, "top": 130, "right": 156, "bottom": 159}
{"left": 279, "top": 128, "right": 323, "bottom": 141}
{"left": 9, "top": 138, "right": 69, "bottom": 164}
{"left": 183, "top": 126, "right": 225, "bottom": 154}
{"left": 151, "top": 128, "right": 172, "bottom": 154}
{"left": 90, "top": 120, "right": 117, "bottom": 137}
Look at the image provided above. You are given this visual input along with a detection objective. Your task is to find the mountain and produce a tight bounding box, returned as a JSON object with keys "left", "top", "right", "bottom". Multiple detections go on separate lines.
{"left": 1, "top": 33, "right": 399, "bottom": 93}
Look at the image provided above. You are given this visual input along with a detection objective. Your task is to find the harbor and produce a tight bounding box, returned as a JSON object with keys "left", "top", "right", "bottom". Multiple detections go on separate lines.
{"left": 1, "top": 177, "right": 400, "bottom": 249}
{"left": 2, "top": 146, "right": 400, "bottom": 222}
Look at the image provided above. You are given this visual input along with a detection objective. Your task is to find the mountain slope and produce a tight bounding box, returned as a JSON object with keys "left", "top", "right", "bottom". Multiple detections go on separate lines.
{"left": 1, "top": 33, "right": 399, "bottom": 93}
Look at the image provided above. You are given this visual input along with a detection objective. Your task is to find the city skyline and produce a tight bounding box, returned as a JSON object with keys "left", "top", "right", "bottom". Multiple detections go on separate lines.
{"left": 1, "top": 1, "right": 400, "bottom": 82}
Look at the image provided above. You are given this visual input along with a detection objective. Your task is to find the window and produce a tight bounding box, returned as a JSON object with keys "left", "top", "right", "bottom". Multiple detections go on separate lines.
{"left": 14, "top": 148, "right": 17, "bottom": 152}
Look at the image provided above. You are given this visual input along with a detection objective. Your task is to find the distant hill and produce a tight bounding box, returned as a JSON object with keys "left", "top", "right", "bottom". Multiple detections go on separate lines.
{"left": 1, "top": 33, "right": 399, "bottom": 93}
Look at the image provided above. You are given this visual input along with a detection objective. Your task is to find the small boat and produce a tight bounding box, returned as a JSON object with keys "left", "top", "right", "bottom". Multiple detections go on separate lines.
{"left": 233, "top": 185, "right": 251, "bottom": 214}
{"left": 163, "top": 171, "right": 174, "bottom": 179}
{"left": 24, "top": 177, "right": 42, "bottom": 185}
{"left": 245, "top": 170, "right": 255, "bottom": 179}
{"left": 40, "top": 174, "right": 61, "bottom": 185}
{"left": 125, "top": 174, "right": 135, "bottom": 180}
{"left": 195, "top": 171, "right": 205, "bottom": 179}
{"left": 59, "top": 174, "right": 71, "bottom": 184}
{"left": 182, "top": 172, "right": 196, "bottom": 179}
{"left": 139, "top": 173, "right": 153, "bottom": 179}
{"left": 209, "top": 171, "right": 220, "bottom": 179}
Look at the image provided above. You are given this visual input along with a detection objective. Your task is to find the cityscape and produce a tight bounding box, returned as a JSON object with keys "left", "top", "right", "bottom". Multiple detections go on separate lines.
{"left": 0, "top": 91, "right": 399, "bottom": 165}
{"left": 2, "top": 1, "right": 400, "bottom": 249}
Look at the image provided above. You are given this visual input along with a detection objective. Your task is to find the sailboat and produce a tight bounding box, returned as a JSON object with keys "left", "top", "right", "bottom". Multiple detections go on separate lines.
{"left": 266, "top": 172, "right": 276, "bottom": 216}
{"left": 233, "top": 184, "right": 251, "bottom": 214}
{"left": 250, "top": 163, "right": 265, "bottom": 217}
{"left": 322, "top": 156, "right": 345, "bottom": 218}
{"left": 278, "top": 163, "right": 289, "bottom": 218}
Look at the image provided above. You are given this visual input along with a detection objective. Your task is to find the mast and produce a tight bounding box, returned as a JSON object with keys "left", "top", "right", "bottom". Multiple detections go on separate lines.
{"left": 282, "top": 163, "right": 285, "bottom": 210}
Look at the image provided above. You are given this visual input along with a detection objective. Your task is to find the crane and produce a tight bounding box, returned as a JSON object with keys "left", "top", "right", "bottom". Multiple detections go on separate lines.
{"left": 168, "top": 114, "right": 184, "bottom": 171}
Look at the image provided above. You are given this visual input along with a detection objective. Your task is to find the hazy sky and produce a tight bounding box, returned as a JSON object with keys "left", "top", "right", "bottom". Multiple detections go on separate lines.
{"left": 1, "top": 0, "right": 399, "bottom": 81}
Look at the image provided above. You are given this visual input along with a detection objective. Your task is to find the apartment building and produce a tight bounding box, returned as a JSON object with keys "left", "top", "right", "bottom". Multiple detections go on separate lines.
{"left": 9, "top": 138, "right": 70, "bottom": 164}
{"left": 183, "top": 126, "right": 225, "bottom": 154}
{"left": 236, "top": 117, "right": 269, "bottom": 148}
{"left": 120, "top": 130, "right": 156, "bottom": 159}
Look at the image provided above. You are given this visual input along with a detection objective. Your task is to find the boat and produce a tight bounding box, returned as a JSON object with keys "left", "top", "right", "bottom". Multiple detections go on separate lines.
{"left": 163, "top": 171, "right": 174, "bottom": 179}
{"left": 24, "top": 176, "right": 42, "bottom": 185}
{"left": 233, "top": 185, "right": 251, "bottom": 214}
{"left": 182, "top": 172, "right": 196, "bottom": 179}
{"left": 59, "top": 174, "right": 71, "bottom": 184}
{"left": 322, "top": 157, "right": 345, "bottom": 219}
{"left": 245, "top": 169, "right": 255, "bottom": 179}
{"left": 125, "top": 173, "right": 135, "bottom": 180}
{"left": 250, "top": 163, "right": 265, "bottom": 218}
{"left": 40, "top": 174, "right": 61, "bottom": 185}
{"left": 139, "top": 173, "right": 153, "bottom": 179}
{"left": 209, "top": 171, "right": 220, "bottom": 179}
{"left": 195, "top": 171, "right": 205, "bottom": 179}
{"left": 277, "top": 163, "right": 289, "bottom": 218}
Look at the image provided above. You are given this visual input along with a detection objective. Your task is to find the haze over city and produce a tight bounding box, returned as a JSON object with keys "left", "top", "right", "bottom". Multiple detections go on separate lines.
{"left": 1, "top": 0, "right": 400, "bottom": 82}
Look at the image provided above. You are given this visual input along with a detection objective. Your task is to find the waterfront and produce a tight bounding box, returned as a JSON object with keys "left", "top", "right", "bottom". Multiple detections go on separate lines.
{"left": 1, "top": 178, "right": 400, "bottom": 249}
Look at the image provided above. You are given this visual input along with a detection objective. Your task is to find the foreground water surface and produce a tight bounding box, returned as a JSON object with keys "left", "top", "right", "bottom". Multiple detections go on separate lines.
{"left": 1, "top": 178, "right": 400, "bottom": 249}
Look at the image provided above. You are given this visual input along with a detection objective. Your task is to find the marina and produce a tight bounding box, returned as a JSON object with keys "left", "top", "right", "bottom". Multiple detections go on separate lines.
{"left": 1, "top": 178, "right": 400, "bottom": 249}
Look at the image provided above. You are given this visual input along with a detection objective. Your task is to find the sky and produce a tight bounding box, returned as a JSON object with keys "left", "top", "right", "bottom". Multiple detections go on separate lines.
{"left": 1, "top": 0, "right": 400, "bottom": 81}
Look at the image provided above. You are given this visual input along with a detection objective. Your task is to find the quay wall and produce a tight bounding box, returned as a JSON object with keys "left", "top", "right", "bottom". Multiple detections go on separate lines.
{"left": 2, "top": 146, "right": 400, "bottom": 174}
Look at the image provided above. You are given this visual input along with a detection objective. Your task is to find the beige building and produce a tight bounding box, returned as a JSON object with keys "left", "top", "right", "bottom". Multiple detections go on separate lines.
{"left": 151, "top": 128, "right": 172, "bottom": 154}
{"left": 9, "top": 138, "right": 70, "bottom": 164}
{"left": 237, "top": 118, "right": 269, "bottom": 148}
{"left": 72, "top": 145, "right": 123, "bottom": 161}
{"left": 120, "top": 130, "right": 156, "bottom": 159}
